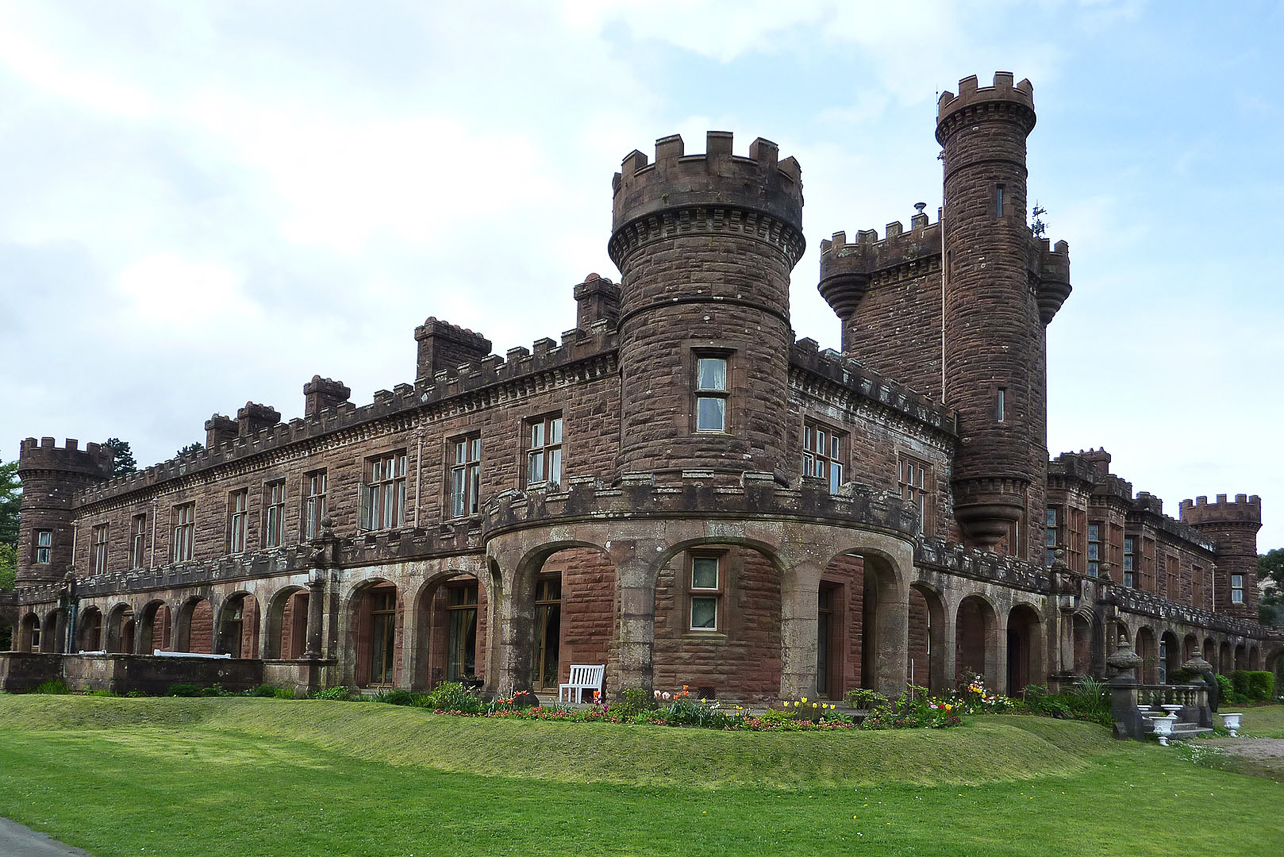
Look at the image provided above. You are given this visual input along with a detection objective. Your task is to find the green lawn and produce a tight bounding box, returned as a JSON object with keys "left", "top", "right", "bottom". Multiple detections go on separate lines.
{"left": 0, "top": 695, "right": 1280, "bottom": 856}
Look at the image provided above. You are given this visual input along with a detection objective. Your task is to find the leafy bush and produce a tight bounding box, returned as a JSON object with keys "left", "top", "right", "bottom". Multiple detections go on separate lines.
{"left": 1216, "top": 673, "right": 1246, "bottom": 704}
{"left": 612, "top": 686, "right": 656, "bottom": 718}
{"left": 125, "top": 690, "right": 148, "bottom": 698}
{"left": 861, "top": 687, "right": 961, "bottom": 730}
{"left": 167, "top": 684, "right": 201, "bottom": 697}
{"left": 1018, "top": 681, "right": 1110, "bottom": 726}
{"left": 32, "top": 679, "right": 71, "bottom": 695}
{"left": 1232, "top": 670, "right": 1276, "bottom": 701}
{"left": 249, "top": 684, "right": 292, "bottom": 698}
{"left": 425, "top": 681, "right": 485, "bottom": 714}
{"left": 305, "top": 685, "right": 356, "bottom": 701}
{"left": 844, "top": 688, "right": 889, "bottom": 711}
{"left": 374, "top": 689, "right": 429, "bottom": 707}
{"left": 199, "top": 684, "right": 233, "bottom": 697}
{"left": 86, "top": 689, "right": 119, "bottom": 697}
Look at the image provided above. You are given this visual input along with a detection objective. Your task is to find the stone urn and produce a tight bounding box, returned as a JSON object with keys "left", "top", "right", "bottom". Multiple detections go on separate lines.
{"left": 1220, "top": 712, "right": 1243, "bottom": 737}
{"left": 1152, "top": 714, "right": 1177, "bottom": 746}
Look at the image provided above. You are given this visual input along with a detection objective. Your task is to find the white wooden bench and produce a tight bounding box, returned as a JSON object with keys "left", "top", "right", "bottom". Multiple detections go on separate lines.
{"left": 558, "top": 664, "right": 605, "bottom": 704}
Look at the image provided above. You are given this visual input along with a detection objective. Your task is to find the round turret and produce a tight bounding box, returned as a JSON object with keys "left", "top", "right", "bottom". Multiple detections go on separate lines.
{"left": 608, "top": 132, "right": 805, "bottom": 481}
{"left": 936, "top": 73, "right": 1046, "bottom": 554}
{"left": 16, "top": 437, "right": 114, "bottom": 584}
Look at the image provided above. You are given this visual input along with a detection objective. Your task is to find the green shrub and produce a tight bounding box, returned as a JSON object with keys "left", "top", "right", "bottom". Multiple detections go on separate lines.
{"left": 612, "top": 686, "right": 656, "bottom": 718}
{"left": 374, "top": 689, "right": 428, "bottom": 707}
{"left": 198, "top": 684, "right": 233, "bottom": 697}
{"left": 305, "top": 685, "right": 355, "bottom": 701}
{"left": 167, "top": 684, "right": 201, "bottom": 697}
{"left": 1216, "top": 673, "right": 1245, "bottom": 704}
{"left": 86, "top": 689, "right": 119, "bottom": 697}
{"left": 425, "top": 681, "right": 484, "bottom": 714}
{"left": 844, "top": 688, "right": 889, "bottom": 710}
{"left": 1241, "top": 671, "right": 1275, "bottom": 701}
{"left": 125, "top": 690, "right": 148, "bottom": 698}
{"left": 1232, "top": 670, "right": 1251, "bottom": 698}
{"left": 32, "top": 679, "right": 71, "bottom": 695}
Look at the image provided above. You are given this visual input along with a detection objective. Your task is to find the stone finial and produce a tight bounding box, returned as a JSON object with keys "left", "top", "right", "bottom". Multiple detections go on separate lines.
{"left": 1106, "top": 637, "right": 1142, "bottom": 676}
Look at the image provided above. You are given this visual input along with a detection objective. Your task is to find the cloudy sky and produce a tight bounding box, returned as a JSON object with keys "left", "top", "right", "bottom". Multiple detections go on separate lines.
{"left": 1, "top": 0, "right": 1281, "bottom": 548}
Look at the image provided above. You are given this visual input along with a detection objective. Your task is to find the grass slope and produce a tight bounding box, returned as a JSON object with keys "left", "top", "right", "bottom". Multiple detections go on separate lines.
{"left": 0, "top": 695, "right": 1280, "bottom": 857}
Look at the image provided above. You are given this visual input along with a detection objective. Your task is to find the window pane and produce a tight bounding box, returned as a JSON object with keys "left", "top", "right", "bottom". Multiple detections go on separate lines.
{"left": 696, "top": 396, "right": 725, "bottom": 431}
{"left": 830, "top": 464, "right": 842, "bottom": 494}
{"left": 530, "top": 422, "right": 544, "bottom": 448}
{"left": 451, "top": 470, "right": 466, "bottom": 518}
{"left": 1088, "top": 543, "right": 1099, "bottom": 560}
{"left": 469, "top": 438, "right": 480, "bottom": 460}
{"left": 1088, "top": 524, "right": 1099, "bottom": 540}
{"left": 550, "top": 417, "right": 562, "bottom": 443}
{"left": 803, "top": 427, "right": 812, "bottom": 451}
{"left": 454, "top": 441, "right": 466, "bottom": 465}
{"left": 1046, "top": 509, "right": 1057, "bottom": 527}
{"left": 690, "top": 597, "right": 718, "bottom": 630}
{"left": 549, "top": 448, "right": 562, "bottom": 484}
{"left": 831, "top": 436, "right": 840, "bottom": 459}
{"left": 692, "top": 557, "right": 719, "bottom": 589}
{"left": 528, "top": 451, "right": 544, "bottom": 483}
{"left": 696, "top": 358, "right": 726, "bottom": 391}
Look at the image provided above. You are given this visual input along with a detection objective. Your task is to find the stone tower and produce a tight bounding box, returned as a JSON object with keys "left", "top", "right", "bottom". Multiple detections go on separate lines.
{"left": 608, "top": 132, "right": 805, "bottom": 482}
{"left": 936, "top": 73, "right": 1054, "bottom": 555}
{"left": 16, "top": 437, "right": 114, "bottom": 584}
{"left": 1180, "top": 494, "right": 1263, "bottom": 618}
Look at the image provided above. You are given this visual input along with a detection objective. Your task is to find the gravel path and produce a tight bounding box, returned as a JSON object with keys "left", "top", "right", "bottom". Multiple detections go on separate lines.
{"left": 0, "top": 817, "right": 90, "bottom": 856}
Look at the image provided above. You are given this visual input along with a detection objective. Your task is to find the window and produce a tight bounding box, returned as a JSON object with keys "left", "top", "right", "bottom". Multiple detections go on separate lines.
{"left": 1231, "top": 574, "right": 1244, "bottom": 604}
{"left": 264, "top": 481, "right": 285, "bottom": 548}
{"left": 1193, "top": 566, "right": 1204, "bottom": 609}
{"left": 130, "top": 515, "right": 147, "bottom": 570}
{"left": 449, "top": 436, "right": 481, "bottom": 518}
{"left": 694, "top": 355, "right": 729, "bottom": 433}
{"left": 996, "top": 184, "right": 1005, "bottom": 217}
{"left": 35, "top": 529, "right": 52, "bottom": 564}
{"left": 1123, "top": 537, "right": 1135, "bottom": 588}
{"left": 1045, "top": 508, "right": 1058, "bottom": 567}
{"left": 172, "top": 503, "right": 195, "bottom": 563}
{"left": 1166, "top": 556, "right": 1179, "bottom": 601}
{"left": 1158, "top": 638, "right": 1168, "bottom": 684}
{"left": 689, "top": 554, "right": 722, "bottom": 631}
{"left": 898, "top": 456, "right": 931, "bottom": 535}
{"left": 996, "top": 387, "right": 1007, "bottom": 422}
{"left": 363, "top": 452, "right": 407, "bottom": 530}
{"left": 1087, "top": 522, "right": 1101, "bottom": 577}
{"left": 526, "top": 415, "right": 563, "bottom": 487}
{"left": 304, "top": 470, "right": 327, "bottom": 540}
{"left": 368, "top": 588, "right": 397, "bottom": 686}
{"left": 804, "top": 423, "right": 845, "bottom": 493}
{"left": 228, "top": 489, "right": 249, "bottom": 553}
{"left": 446, "top": 582, "right": 479, "bottom": 682}
{"left": 91, "top": 524, "right": 109, "bottom": 575}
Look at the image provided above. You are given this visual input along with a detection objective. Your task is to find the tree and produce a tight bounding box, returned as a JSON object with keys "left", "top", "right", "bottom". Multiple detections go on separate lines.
{"left": 0, "top": 456, "right": 19, "bottom": 548}
{"left": 0, "top": 542, "right": 15, "bottom": 590}
{"left": 176, "top": 442, "right": 204, "bottom": 457}
{"left": 101, "top": 438, "right": 138, "bottom": 477}
{"left": 1259, "top": 548, "right": 1284, "bottom": 626}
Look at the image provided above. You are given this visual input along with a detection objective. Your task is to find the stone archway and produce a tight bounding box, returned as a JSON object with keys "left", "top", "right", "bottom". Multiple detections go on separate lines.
{"left": 18, "top": 612, "right": 40, "bottom": 652}
{"left": 1219, "top": 640, "right": 1232, "bottom": 674}
{"left": 956, "top": 594, "right": 999, "bottom": 689}
{"left": 78, "top": 606, "right": 103, "bottom": 652}
{"left": 347, "top": 580, "right": 400, "bottom": 688}
{"left": 175, "top": 597, "right": 214, "bottom": 654}
{"left": 415, "top": 570, "right": 492, "bottom": 690}
{"left": 217, "top": 593, "right": 260, "bottom": 658}
{"left": 105, "top": 603, "right": 135, "bottom": 654}
{"left": 1136, "top": 627, "right": 1157, "bottom": 684}
{"left": 136, "top": 601, "right": 171, "bottom": 653}
{"left": 1006, "top": 603, "right": 1044, "bottom": 696}
{"left": 1071, "top": 611, "right": 1093, "bottom": 675}
{"left": 908, "top": 583, "right": 948, "bottom": 694}
{"left": 1159, "top": 630, "right": 1180, "bottom": 684}
{"left": 265, "top": 587, "right": 309, "bottom": 659}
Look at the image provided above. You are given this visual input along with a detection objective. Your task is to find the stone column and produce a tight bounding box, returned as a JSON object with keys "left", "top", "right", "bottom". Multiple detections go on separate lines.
{"left": 939, "top": 603, "right": 958, "bottom": 691}
{"left": 779, "top": 560, "right": 823, "bottom": 701}
{"left": 606, "top": 538, "right": 663, "bottom": 696}
{"left": 1106, "top": 636, "right": 1143, "bottom": 740}
{"left": 305, "top": 569, "right": 326, "bottom": 658}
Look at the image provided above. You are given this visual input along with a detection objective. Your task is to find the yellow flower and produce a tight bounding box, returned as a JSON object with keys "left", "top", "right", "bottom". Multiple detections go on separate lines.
{"left": 801, "top": 697, "right": 808, "bottom": 703}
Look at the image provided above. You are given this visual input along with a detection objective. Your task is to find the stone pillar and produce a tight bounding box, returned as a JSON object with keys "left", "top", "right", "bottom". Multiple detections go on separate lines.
{"left": 876, "top": 582, "right": 910, "bottom": 698}
{"left": 779, "top": 560, "right": 823, "bottom": 701}
{"left": 606, "top": 539, "right": 663, "bottom": 696}
{"left": 488, "top": 542, "right": 536, "bottom": 696}
{"left": 1106, "top": 636, "right": 1143, "bottom": 740}
{"left": 306, "top": 570, "right": 326, "bottom": 658}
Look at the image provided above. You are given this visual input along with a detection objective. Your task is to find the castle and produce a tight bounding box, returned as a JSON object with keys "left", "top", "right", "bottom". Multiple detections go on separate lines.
{"left": 2, "top": 73, "right": 1278, "bottom": 700}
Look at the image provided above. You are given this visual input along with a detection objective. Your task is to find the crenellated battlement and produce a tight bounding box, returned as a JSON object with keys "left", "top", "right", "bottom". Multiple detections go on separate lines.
{"left": 790, "top": 339, "right": 956, "bottom": 435}
{"left": 1180, "top": 494, "right": 1263, "bottom": 527}
{"left": 73, "top": 324, "right": 622, "bottom": 510}
{"left": 935, "top": 72, "right": 1036, "bottom": 144}
{"left": 18, "top": 437, "right": 114, "bottom": 478}
{"left": 1033, "top": 237, "right": 1072, "bottom": 324}
{"left": 610, "top": 131, "right": 803, "bottom": 259}
{"left": 817, "top": 208, "right": 942, "bottom": 321}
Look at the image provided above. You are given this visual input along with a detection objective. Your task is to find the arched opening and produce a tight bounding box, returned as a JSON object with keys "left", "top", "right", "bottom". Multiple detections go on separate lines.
{"left": 265, "top": 587, "right": 309, "bottom": 659}
{"left": 1159, "top": 631, "right": 1180, "bottom": 683}
{"left": 18, "top": 612, "right": 40, "bottom": 652}
{"left": 1234, "top": 642, "right": 1247, "bottom": 672}
{"left": 1135, "top": 627, "right": 1157, "bottom": 684}
{"left": 1072, "top": 613, "right": 1092, "bottom": 675}
{"left": 655, "top": 542, "right": 778, "bottom": 702}
{"left": 217, "top": 593, "right": 260, "bottom": 658}
{"left": 1182, "top": 634, "right": 1198, "bottom": 664}
{"left": 956, "top": 595, "right": 998, "bottom": 689}
{"left": 1006, "top": 604, "right": 1043, "bottom": 696}
{"left": 0, "top": 616, "right": 11, "bottom": 651}
{"left": 1249, "top": 646, "right": 1261, "bottom": 671}
{"left": 418, "top": 572, "right": 490, "bottom": 690}
{"left": 78, "top": 606, "right": 104, "bottom": 651}
{"left": 908, "top": 584, "right": 947, "bottom": 694}
{"left": 137, "top": 601, "right": 171, "bottom": 653}
{"left": 1219, "top": 640, "right": 1232, "bottom": 674}
{"left": 175, "top": 597, "right": 214, "bottom": 654}
{"left": 1203, "top": 636, "right": 1217, "bottom": 668}
{"left": 41, "top": 611, "right": 61, "bottom": 653}
{"left": 351, "top": 581, "right": 400, "bottom": 687}
{"left": 105, "top": 604, "right": 135, "bottom": 654}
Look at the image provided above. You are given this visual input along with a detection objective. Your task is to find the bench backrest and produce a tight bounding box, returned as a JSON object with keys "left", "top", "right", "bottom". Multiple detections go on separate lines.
{"left": 567, "top": 664, "right": 604, "bottom": 686}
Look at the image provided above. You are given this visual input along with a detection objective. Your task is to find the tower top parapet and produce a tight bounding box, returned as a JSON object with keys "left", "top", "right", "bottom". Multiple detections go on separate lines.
{"left": 1180, "top": 494, "right": 1263, "bottom": 527}
{"left": 18, "top": 437, "right": 114, "bottom": 478}
{"left": 611, "top": 131, "right": 803, "bottom": 239}
{"left": 936, "top": 72, "right": 1036, "bottom": 145}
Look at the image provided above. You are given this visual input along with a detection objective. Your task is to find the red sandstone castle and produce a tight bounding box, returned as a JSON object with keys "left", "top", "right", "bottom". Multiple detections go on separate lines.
{"left": 2, "top": 73, "right": 1278, "bottom": 700}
